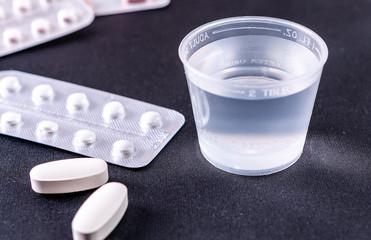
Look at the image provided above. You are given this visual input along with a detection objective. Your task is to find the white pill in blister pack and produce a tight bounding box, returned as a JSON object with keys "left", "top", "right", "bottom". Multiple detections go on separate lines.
{"left": 13, "top": 0, "right": 32, "bottom": 16}
{"left": 32, "top": 84, "right": 55, "bottom": 104}
{"left": 73, "top": 129, "right": 97, "bottom": 148}
{"left": 0, "top": 0, "right": 94, "bottom": 57}
{"left": 103, "top": 101, "right": 125, "bottom": 121}
{"left": 31, "top": 18, "right": 51, "bottom": 37}
{"left": 3, "top": 28, "right": 23, "bottom": 46}
{"left": 1, "top": 111, "right": 23, "bottom": 129}
{"left": 36, "top": 120, "right": 59, "bottom": 137}
{"left": 66, "top": 92, "right": 90, "bottom": 113}
{"left": 39, "top": 0, "right": 56, "bottom": 8}
{"left": 112, "top": 139, "right": 135, "bottom": 160}
{"left": 90, "top": 0, "right": 171, "bottom": 16}
{"left": 0, "top": 70, "right": 185, "bottom": 168}
{"left": 58, "top": 8, "right": 78, "bottom": 27}
{"left": 140, "top": 111, "right": 163, "bottom": 132}
{"left": 0, "top": 76, "right": 22, "bottom": 96}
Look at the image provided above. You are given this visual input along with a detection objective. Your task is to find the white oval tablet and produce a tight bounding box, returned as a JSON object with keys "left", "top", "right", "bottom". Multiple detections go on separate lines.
{"left": 0, "top": 76, "right": 22, "bottom": 96}
{"left": 3, "top": 28, "right": 22, "bottom": 46}
{"left": 140, "top": 111, "right": 163, "bottom": 132}
{"left": 111, "top": 140, "right": 135, "bottom": 160}
{"left": 58, "top": 8, "right": 78, "bottom": 27}
{"left": 73, "top": 129, "right": 96, "bottom": 148}
{"left": 1, "top": 112, "right": 23, "bottom": 129}
{"left": 102, "top": 101, "right": 125, "bottom": 121}
{"left": 36, "top": 120, "right": 59, "bottom": 137}
{"left": 72, "top": 182, "right": 128, "bottom": 240}
{"left": 32, "top": 84, "right": 55, "bottom": 104}
{"left": 30, "top": 158, "right": 108, "bottom": 194}
{"left": 66, "top": 93, "right": 90, "bottom": 113}
{"left": 31, "top": 18, "right": 51, "bottom": 37}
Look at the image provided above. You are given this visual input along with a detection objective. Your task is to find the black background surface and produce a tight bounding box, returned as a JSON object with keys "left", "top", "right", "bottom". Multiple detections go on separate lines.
{"left": 0, "top": 0, "right": 370, "bottom": 239}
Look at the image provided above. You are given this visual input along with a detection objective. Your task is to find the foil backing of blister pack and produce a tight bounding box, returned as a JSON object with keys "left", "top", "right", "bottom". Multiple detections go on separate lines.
{"left": 0, "top": 0, "right": 94, "bottom": 57}
{"left": 90, "top": 0, "right": 170, "bottom": 16}
{"left": 0, "top": 70, "right": 185, "bottom": 168}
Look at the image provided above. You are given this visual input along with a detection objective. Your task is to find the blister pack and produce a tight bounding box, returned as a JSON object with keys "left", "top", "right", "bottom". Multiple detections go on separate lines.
{"left": 89, "top": 0, "right": 170, "bottom": 16}
{"left": 0, "top": 0, "right": 94, "bottom": 57}
{"left": 0, "top": 70, "right": 185, "bottom": 168}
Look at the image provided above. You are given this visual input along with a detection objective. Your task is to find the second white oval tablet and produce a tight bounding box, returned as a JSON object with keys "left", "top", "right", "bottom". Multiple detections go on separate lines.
{"left": 72, "top": 182, "right": 129, "bottom": 240}
{"left": 30, "top": 158, "right": 108, "bottom": 194}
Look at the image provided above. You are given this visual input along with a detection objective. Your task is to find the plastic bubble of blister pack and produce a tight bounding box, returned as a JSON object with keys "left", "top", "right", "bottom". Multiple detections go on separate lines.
{"left": 89, "top": 0, "right": 171, "bottom": 16}
{"left": 0, "top": 70, "right": 185, "bottom": 168}
{"left": 0, "top": 0, "right": 94, "bottom": 57}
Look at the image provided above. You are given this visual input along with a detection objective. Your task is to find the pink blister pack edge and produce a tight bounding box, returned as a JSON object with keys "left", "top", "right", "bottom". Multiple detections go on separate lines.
{"left": 0, "top": 0, "right": 94, "bottom": 57}
{"left": 90, "top": 0, "right": 171, "bottom": 16}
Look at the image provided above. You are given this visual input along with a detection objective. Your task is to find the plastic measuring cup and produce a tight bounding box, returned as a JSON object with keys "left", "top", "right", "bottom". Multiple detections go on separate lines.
{"left": 178, "top": 16, "right": 328, "bottom": 175}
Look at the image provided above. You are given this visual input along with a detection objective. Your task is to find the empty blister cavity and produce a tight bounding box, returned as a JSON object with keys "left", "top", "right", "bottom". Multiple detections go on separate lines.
{"left": 32, "top": 84, "right": 55, "bottom": 104}
{"left": 73, "top": 129, "right": 96, "bottom": 148}
{"left": 140, "top": 111, "right": 163, "bottom": 132}
{"left": 0, "top": 76, "right": 22, "bottom": 96}
{"left": 112, "top": 140, "right": 135, "bottom": 160}
{"left": 0, "top": 70, "right": 185, "bottom": 168}
{"left": 58, "top": 9, "right": 78, "bottom": 27}
{"left": 3, "top": 28, "right": 23, "bottom": 46}
{"left": 103, "top": 101, "right": 125, "bottom": 121}
{"left": 1, "top": 112, "right": 23, "bottom": 129}
{"left": 66, "top": 93, "right": 90, "bottom": 113}
{"left": 36, "top": 120, "right": 59, "bottom": 137}
{"left": 31, "top": 18, "right": 51, "bottom": 37}
{"left": 13, "top": 0, "right": 32, "bottom": 16}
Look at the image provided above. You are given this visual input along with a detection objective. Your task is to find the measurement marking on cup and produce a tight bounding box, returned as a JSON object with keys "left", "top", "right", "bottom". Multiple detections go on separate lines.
{"left": 298, "top": 35, "right": 317, "bottom": 50}
{"left": 251, "top": 59, "right": 281, "bottom": 67}
{"left": 262, "top": 87, "right": 290, "bottom": 97}
{"left": 248, "top": 90, "right": 256, "bottom": 97}
{"left": 284, "top": 28, "right": 318, "bottom": 51}
{"left": 212, "top": 27, "right": 281, "bottom": 35}
{"left": 283, "top": 28, "right": 298, "bottom": 39}
{"left": 187, "top": 32, "right": 210, "bottom": 50}
{"left": 222, "top": 59, "right": 248, "bottom": 67}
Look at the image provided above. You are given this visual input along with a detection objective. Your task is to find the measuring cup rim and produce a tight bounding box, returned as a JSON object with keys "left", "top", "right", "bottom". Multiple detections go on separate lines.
{"left": 178, "top": 16, "right": 329, "bottom": 88}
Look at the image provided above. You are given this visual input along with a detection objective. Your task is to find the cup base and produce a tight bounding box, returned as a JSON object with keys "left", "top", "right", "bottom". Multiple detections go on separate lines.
{"left": 200, "top": 148, "right": 302, "bottom": 176}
